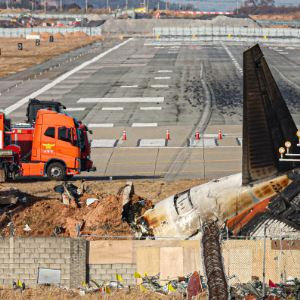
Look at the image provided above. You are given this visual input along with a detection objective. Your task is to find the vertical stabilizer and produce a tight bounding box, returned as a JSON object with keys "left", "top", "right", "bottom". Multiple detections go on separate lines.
{"left": 242, "top": 44, "right": 300, "bottom": 185}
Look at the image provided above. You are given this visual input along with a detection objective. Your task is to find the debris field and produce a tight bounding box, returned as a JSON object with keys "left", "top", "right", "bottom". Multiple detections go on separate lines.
{"left": 0, "top": 179, "right": 203, "bottom": 239}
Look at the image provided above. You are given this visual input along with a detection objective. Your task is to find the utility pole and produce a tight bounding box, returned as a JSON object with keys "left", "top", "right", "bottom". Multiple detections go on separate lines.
{"left": 60, "top": 0, "right": 63, "bottom": 12}
{"left": 85, "top": 0, "right": 88, "bottom": 13}
{"left": 44, "top": 0, "right": 47, "bottom": 14}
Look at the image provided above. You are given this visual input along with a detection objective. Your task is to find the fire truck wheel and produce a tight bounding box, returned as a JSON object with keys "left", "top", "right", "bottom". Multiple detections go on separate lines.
{"left": 47, "top": 162, "right": 66, "bottom": 181}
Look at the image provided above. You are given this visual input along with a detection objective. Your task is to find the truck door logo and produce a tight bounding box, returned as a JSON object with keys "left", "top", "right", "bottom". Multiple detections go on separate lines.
{"left": 42, "top": 143, "right": 55, "bottom": 153}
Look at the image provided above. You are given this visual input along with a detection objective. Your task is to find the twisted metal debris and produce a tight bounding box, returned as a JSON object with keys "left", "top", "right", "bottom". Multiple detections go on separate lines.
{"left": 202, "top": 222, "right": 228, "bottom": 300}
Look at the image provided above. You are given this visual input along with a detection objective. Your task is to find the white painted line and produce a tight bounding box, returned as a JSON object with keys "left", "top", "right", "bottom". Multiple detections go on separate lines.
{"left": 286, "top": 47, "right": 295, "bottom": 50}
{"left": 102, "top": 107, "right": 124, "bottom": 111}
{"left": 189, "top": 138, "right": 217, "bottom": 148}
{"left": 158, "top": 70, "right": 173, "bottom": 73}
{"left": 91, "top": 139, "right": 117, "bottom": 148}
{"left": 4, "top": 38, "right": 133, "bottom": 115}
{"left": 65, "top": 107, "right": 86, "bottom": 111}
{"left": 154, "top": 77, "right": 170, "bottom": 80}
{"left": 220, "top": 41, "right": 243, "bottom": 76}
{"left": 280, "top": 52, "right": 289, "bottom": 55}
{"left": 140, "top": 107, "right": 162, "bottom": 110}
{"left": 132, "top": 123, "right": 158, "bottom": 127}
{"left": 151, "top": 85, "right": 169, "bottom": 88}
{"left": 139, "top": 139, "right": 166, "bottom": 147}
{"left": 120, "top": 85, "right": 138, "bottom": 88}
{"left": 88, "top": 123, "right": 114, "bottom": 128}
{"left": 78, "top": 97, "right": 164, "bottom": 103}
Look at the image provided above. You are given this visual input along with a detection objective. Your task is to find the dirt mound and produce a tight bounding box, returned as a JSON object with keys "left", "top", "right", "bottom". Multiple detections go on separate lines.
{"left": 0, "top": 192, "right": 133, "bottom": 239}
{"left": 54, "top": 32, "right": 64, "bottom": 40}
{"left": 73, "top": 31, "right": 88, "bottom": 37}
{"left": 40, "top": 32, "right": 51, "bottom": 40}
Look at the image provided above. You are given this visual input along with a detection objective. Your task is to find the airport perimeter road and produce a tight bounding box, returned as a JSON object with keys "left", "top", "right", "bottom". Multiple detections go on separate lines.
{"left": 1, "top": 38, "right": 299, "bottom": 180}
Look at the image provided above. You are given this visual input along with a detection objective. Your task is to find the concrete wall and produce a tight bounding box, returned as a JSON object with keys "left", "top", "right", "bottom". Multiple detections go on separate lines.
{"left": 0, "top": 237, "right": 86, "bottom": 288}
{"left": 88, "top": 239, "right": 300, "bottom": 284}
{"left": 88, "top": 263, "right": 136, "bottom": 286}
{"left": 0, "top": 237, "right": 299, "bottom": 288}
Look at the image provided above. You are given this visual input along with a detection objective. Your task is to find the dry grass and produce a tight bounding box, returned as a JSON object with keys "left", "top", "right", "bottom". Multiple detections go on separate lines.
{"left": 0, "top": 34, "right": 103, "bottom": 78}
{"left": 0, "top": 286, "right": 185, "bottom": 300}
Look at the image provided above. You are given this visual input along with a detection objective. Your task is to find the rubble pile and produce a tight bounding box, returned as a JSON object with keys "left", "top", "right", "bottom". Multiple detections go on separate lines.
{"left": 0, "top": 181, "right": 153, "bottom": 239}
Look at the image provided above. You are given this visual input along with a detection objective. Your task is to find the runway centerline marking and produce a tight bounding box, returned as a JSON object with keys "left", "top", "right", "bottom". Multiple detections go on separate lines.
{"left": 88, "top": 123, "right": 114, "bottom": 128}
{"left": 151, "top": 85, "right": 169, "bottom": 88}
{"left": 120, "top": 85, "right": 138, "bottom": 88}
{"left": 4, "top": 38, "right": 133, "bottom": 115}
{"left": 78, "top": 97, "right": 164, "bottom": 103}
{"left": 102, "top": 107, "right": 124, "bottom": 111}
{"left": 140, "top": 107, "right": 162, "bottom": 110}
{"left": 132, "top": 123, "right": 158, "bottom": 127}
{"left": 158, "top": 70, "right": 173, "bottom": 73}
{"left": 154, "top": 77, "right": 171, "bottom": 80}
{"left": 65, "top": 107, "right": 86, "bottom": 111}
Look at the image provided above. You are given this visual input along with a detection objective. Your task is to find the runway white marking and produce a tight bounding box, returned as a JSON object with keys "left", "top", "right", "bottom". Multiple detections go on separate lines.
{"left": 88, "top": 123, "right": 114, "bottom": 128}
{"left": 286, "top": 47, "right": 295, "bottom": 50}
{"left": 140, "top": 107, "right": 162, "bottom": 110}
{"left": 132, "top": 123, "right": 158, "bottom": 127}
{"left": 154, "top": 77, "right": 170, "bottom": 80}
{"left": 65, "top": 107, "right": 86, "bottom": 111}
{"left": 4, "top": 38, "right": 133, "bottom": 115}
{"left": 280, "top": 52, "right": 289, "bottom": 55}
{"left": 189, "top": 138, "right": 217, "bottom": 148}
{"left": 151, "top": 85, "right": 169, "bottom": 88}
{"left": 220, "top": 41, "right": 243, "bottom": 75}
{"left": 120, "top": 85, "right": 138, "bottom": 88}
{"left": 78, "top": 97, "right": 164, "bottom": 103}
{"left": 139, "top": 139, "right": 166, "bottom": 147}
{"left": 91, "top": 139, "right": 118, "bottom": 148}
{"left": 158, "top": 70, "right": 173, "bottom": 73}
{"left": 102, "top": 107, "right": 124, "bottom": 111}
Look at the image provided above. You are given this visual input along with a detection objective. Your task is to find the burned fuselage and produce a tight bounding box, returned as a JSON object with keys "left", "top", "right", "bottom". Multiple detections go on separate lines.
{"left": 126, "top": 173, "right": 291, "bottom": 239}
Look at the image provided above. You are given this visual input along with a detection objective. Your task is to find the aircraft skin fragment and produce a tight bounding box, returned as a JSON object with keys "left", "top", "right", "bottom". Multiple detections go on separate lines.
{"left": 135, "top": 173, "right": 291, "bottom": 239}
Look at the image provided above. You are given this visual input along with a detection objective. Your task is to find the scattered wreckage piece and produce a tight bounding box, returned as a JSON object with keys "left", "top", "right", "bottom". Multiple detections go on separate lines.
{"left": 0, "top": 188, "right": 29, "bottom": 205}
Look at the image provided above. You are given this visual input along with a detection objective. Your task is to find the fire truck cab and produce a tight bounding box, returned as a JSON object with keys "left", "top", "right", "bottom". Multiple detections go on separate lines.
{"left": 0, "top": 109, "right": 95, "bottom": 181}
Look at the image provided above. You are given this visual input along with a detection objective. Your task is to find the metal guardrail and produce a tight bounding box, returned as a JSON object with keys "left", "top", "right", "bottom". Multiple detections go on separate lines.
{"left": 153, "top": 26, "right": 300, "bottom": 38}
{"left": 0, "top": 26, "right": 102, "bottom": 37}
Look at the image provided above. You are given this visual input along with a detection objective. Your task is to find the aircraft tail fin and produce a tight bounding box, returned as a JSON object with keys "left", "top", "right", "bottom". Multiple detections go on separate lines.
{"left": 242, "top": 44, "right": 300, "bottom": 185}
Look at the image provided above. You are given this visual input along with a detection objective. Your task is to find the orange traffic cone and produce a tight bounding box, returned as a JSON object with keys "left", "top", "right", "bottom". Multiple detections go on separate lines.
{"left": 166, "top": 130, "right": 170, "bottom": 140}
{"left": 122, "top": 130, "right": 127, "bottom": 141}
{"left": 218, "top": 129, "right": 223, "bottom": 140}
{"left": 195, "top": 131, "right": 200, "bottom": 140}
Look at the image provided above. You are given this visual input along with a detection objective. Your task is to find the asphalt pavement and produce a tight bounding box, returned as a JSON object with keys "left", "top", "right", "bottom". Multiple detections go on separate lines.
{"left": 0, "top": 38, "right": 299, "bottom": 180}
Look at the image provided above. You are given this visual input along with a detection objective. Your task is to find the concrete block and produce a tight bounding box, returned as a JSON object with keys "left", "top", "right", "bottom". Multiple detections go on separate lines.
{"left": 50, "top": 253, "right": 60, "bottom": 259}
{"left": 54, "top": 259, "right": 65, "bottom": 264}
{"left": 116, "top": 268, "right": 126, "bottom": 274}
{"left": 13, "top": 268, "right": 25, "bottom": 275}
{"left": 121, "top": 274, "right": 133, "bottom": 280}
{"left": 24, "top": 259, "right": 35, "bottom": 264}
{"left": 39, "top": 253, "right": 50, "bottom": 259}
{"left": 101, "top": 264, "right": 112, "bottom": 269}
{"left": 126, "top": 268, "right": 136, "bottom": 274}
{"left": 99, "top": 274, "right": 113, "bottom": 281}
{"left": 49, "top": 264, "right": 61, "bottom": 269}
{"left": 122, "top": 264, "right": 136, "bottom": 269}
{"left": 106, "top": 269, "right": 116, "bottom": 275}
{"left": 112, "top": 264, "right": 124, "bottom": 269}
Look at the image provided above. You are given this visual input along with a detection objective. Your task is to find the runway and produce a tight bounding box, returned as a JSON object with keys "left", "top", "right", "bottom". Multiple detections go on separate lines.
{"left": 1, "top": 38, "right": 300, "bottom": 180}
